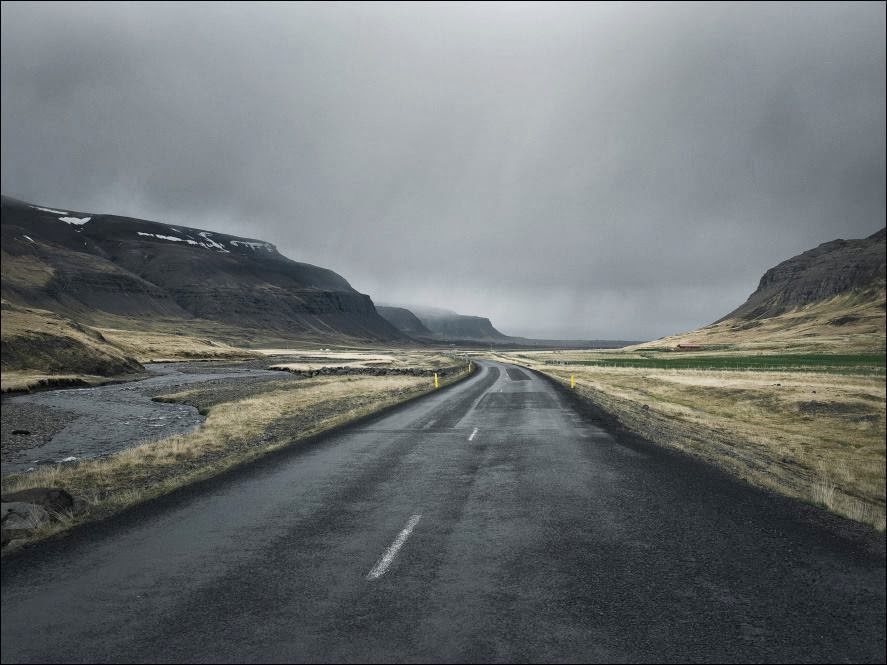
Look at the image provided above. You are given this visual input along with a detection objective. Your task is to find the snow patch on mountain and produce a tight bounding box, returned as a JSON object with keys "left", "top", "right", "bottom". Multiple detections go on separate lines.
{"left": 137, "top": 231, "right": 199, "bottom": 245}
{"left": 31, "top": 206, "right": 69, "bottom": 215}
{"left": 59, "top": 216, "right": 91, "bottom": 226}
{"left": 229, "top": 240, "right": 274, "bottom": 251}
{"left": 198, "top": 232, "right": 229, "bottom": 252}
{"left": 137, "top": 230, "right": 233, "bottom": 252}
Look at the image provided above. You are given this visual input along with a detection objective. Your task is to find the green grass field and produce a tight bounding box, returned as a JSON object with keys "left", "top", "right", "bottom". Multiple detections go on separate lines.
{"left": 556, "top": 353, "right": 886, "bottom": 373}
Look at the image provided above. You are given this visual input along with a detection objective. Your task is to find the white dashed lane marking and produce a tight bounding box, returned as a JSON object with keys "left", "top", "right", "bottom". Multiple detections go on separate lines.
{"left": 366, "top": 515, "right": 422, "bottom": 581}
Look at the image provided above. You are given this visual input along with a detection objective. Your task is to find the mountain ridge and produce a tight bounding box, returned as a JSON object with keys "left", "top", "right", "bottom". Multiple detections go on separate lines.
{"left": 638, "top": 227, "right": 886, "bottom": 352}
{"left": 375, "top": 306, "right": 432, "bottom": 337}
{"left": 1, "top": 195, "right": 405, "bottom": 343}
{"left": 719, "top": 227, "right": 885, "bottom": 323}
{"left": 381, "top": 303, "right": 635, "bottom": 348}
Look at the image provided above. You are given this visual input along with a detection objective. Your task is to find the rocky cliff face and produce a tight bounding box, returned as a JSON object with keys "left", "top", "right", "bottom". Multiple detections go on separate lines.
{"left": 406, "top": 306, "right": 512, "bottom": 343}
{"left": 1, "top": 196, "right": 405, "bottom": 341}
{"left": 422, "top": 314, "right": 508, "bottom": 342}
{"left": 720, "top": 228, "right": 886, "bottom": 321}
{"left": 376, "top": 306, "right": 433, "bottom": 337}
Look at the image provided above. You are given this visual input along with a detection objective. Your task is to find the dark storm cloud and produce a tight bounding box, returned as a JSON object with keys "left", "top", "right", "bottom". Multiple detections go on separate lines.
{"left": 2, "top": 2, "right": 884, "bottom": 340}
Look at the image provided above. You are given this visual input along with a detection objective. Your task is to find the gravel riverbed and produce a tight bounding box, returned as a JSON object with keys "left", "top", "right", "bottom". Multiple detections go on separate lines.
{"left": 1, "top": 361, "right": 300, "bottom": 476}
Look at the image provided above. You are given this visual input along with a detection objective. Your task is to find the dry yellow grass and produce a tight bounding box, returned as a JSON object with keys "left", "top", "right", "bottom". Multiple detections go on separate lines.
{"left": 1, "top": 368, "right": 472, "bottom": 549}
{"left": 1, "top": 371, "right": 120, "bottom": 393}
{"left": 1, "top": 302, "right": 106, "bottom": 350}
{"left": 1, "top": 302, "right": 262, "bottom": 388}
{"left": 1, "top": 301, "right": 144, "bottom": 382}
{"left": 634, "top": 290, "right": 886, "bottom": 353}
{"left": 504, "top": 352, "right": 886, "bottom": 530}
{"left": 97, "top": 328, "right": 260, "bottom": 362}
{"left": 0, "top": 251, "right": 55, "bottom": 289}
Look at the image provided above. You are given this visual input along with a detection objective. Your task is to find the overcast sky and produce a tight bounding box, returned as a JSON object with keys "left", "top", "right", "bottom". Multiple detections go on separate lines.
{"left": 2, "top": 2, "right": 884, "bottom": 340}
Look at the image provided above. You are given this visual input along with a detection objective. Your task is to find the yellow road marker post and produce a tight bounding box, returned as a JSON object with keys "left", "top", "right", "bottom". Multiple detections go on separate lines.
{"left": 571, "top": 374, "right": 575, "bottom": 389}
{"left": 434, "top": 373, "right": 439, "bottom": 388}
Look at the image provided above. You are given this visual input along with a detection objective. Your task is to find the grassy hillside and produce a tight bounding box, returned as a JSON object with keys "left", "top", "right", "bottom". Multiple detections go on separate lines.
{"left": 97, "top": 328, "right": 259, "bottom": 363}
{"left": 1, "top": 301, "right": 144, "bottom": 390}
{"left": 639, "top": 289, "right": 885, "bottom": 354}
{"left": 0, "top": 302, "right": 268, "bottom": 391}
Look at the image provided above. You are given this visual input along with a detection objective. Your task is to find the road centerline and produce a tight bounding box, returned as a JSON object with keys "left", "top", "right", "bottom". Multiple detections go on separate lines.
{"left": 366, "top": 514, "right": 422, "bottom": 580}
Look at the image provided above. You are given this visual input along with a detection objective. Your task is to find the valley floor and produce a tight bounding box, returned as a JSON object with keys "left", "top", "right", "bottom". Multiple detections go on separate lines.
{"left": 1, "top": 350, "right": 470, "bottom": 550}
{"left": 2, "top": 361, "right": 883, "bottom": 662}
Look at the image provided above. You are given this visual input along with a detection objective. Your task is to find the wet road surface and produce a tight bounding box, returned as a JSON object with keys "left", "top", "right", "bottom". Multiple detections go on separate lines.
{"left": 1, "top": 361, "right": 884, "bottom": 662}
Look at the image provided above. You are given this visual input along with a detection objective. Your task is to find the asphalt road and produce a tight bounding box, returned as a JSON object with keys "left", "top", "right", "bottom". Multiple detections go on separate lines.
{"left": 2, "top": 361, "right": 884, "bottom": 663}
